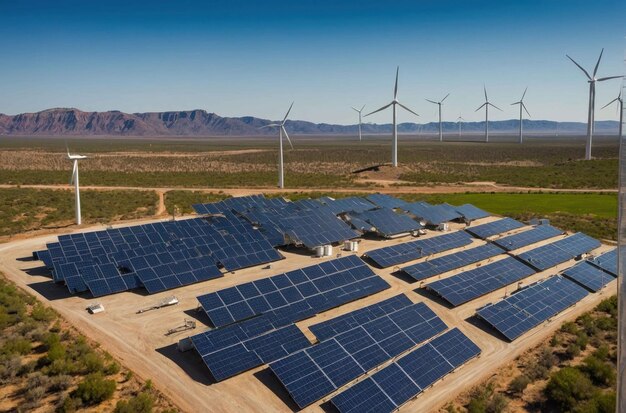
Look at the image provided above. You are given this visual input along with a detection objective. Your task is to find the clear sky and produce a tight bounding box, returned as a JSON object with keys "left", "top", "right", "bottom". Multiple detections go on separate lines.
{"left": 0, "top": 0, "right": 624, "bottom": 124}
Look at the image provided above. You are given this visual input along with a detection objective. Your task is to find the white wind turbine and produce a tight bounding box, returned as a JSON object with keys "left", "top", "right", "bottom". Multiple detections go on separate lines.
{"left": 601, "top": 91, "right": 623, "bottom": 139}
{"left": 566, "top": 48, "right": 622, "bottom": 160}
{"left": 261, "top": 102, "right": 294, "bottom": 189}
{"left": 351, "top": 105, "right": 366, "bottom": 141}
{"left": 425, "top": 93, "right": 450, "bottom": 142}
{"left": 475, "top": 86, "right": 502, "bottom": 143}
{"left": 66, "top": 144, "right": 87, "bottom": 225}
{"left": 365, "top": 66, "right": 419, "bottom": 167}
{"left": 511, "top": 87, "right": 531, "bottom": 144}
{"left": 457, "top": 113, "right": 465, "bottom": 138}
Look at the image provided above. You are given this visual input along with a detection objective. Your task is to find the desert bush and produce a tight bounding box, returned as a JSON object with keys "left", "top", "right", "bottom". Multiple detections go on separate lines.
{"left": 573, "top": 391, "right": 616, "bottom": 413}
{"left": 581, "top": 356, "right": 616, "bottom": 387}
{"left": 1, "top": 337, "right": 32, "bottom": 355}
{"left": 575, "top": 332, "right": 589, "bottom": 350}
{"left": 114, "top": 392, "right": 154, "bottom": 413}
{"left": 564, "top": 343, "right": 581, "bottom": 360}
{"left": 561, "top": 321, "right": 578, "bottom": 335}
{"left": 596, "top": 296, "right": 617, "bottom": 316}
{"left": 545, "top": 367, "right": 594, "bottom": 411}
{"left": 104, "top": 361, "right": 120, "bottom": 375}
{"left": 49, "top": 374, "right": 73, "bottom": 391}
{"left": 26, "top": 372, "right": 50, "bottom": 392}
{"left": 57, "top": 396, "right": 78, "bottom": 413}
{"left": 81, "top": 352, "right": 104, "bottom": 374}
{"left": 538, "top": 347, "right": 557, "bottom": 370}
{"left": 509, "top": 374, "right": 531, "bottom": 395}
{"left": 487, "top": 393, "right": 509, "bottom": 413}
{"left": 593, "top": 345, "right": 610, "bottom": 361}
{"left": 73, "top": 373, "right": 116, "bottom": 405}
{"left": 23, "top": 385, "right": 45, "bottom": 403}
{"left": 31, "top": 303, "right": 56, "bottom": 322}
{"left": 526, "top": 361, "right": 549, "bottom": 381}
{"left": 0, "top": 355, "right": 21, "bottom": 382}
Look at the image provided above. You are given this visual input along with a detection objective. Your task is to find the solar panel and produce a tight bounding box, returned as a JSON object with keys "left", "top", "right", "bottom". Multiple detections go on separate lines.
{"left": 318, "top": 196, "right": 376, "bottom": 215}
{"left": 308, "top": 294, "right": 413, "bottom": 341}
{"left": 454, "top": 204, "right": 490, "bottom": 221}
{"left": 562, "top": 261, "right": 616, "bottom": 292}
{"left": 330, "top": 328, "right": 480, "bottom": 413}
{"left": 465, "top": 217, "right": 525, "bottom": 239}
{"left": 587, "top": 248, "right": 617, "bottom": 276}
{"left": 197, "top": 255, "right": 387, "bottom": 327}
{"left": 365, "top": 193, "right": 410, "bottom": 209}
{"left": 349, "top": 208, "right": 422, "bottom": 237}
{"left": 493, "top": 225, "right": 564, "bottom": 251}
{"left": 517, "top": 232, "right": 602, "bottom": 271}
{"left": 477, "top": 276, "right": 589, "bottom": 341}
{"left": 269, "top": 302, "right": 447, "bottom": 408}
{"left": 426, "top": 257, "right": 536, "bottom": 306}
{"left": 401, "top": 243, "right": 505, "bottom": 282}
{"left": 405, "top": 202, "right": 462, "bottom": 225}
{"left": 134, "top": 256, "right": 223, "bottom": 294}
{"left": 364, "top": 230, "right": 474, "bottom": 268}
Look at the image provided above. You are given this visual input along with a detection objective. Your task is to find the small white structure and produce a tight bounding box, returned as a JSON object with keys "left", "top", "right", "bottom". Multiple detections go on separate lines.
{"left": 87, "top": 303, "right": 104, "bottom": 314}
{"left": 323, "top": 245, "right": 333, "bottom": 257}
{"left": 314, "top": 246, "right": 325, "bottom": 257}
{"left": 437, "top": 223, "right": 449, "bottom": 232}
{"left": 344, "top": 240, "right": 359, "bottom": 252}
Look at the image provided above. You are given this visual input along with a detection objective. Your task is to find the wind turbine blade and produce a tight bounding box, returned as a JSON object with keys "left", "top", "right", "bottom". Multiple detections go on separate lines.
{"left": 70, "top": 161, "right": 77, "bottom": 185}
{"left": 522, "top": 103, "right": 531, "bottom": 117}
{"left": 511, "top": 102, "right": 520, "bottom": 106}
{"left": 521, "top": 87, "right": 528, "bottom": 101}
{"left": 475, "top": 103, "right": 487, "bottom": 112}
{"left": 282, "top": 101, "right": 294, "bottom": 124}
{"left": 592, "top": 48, "right": 604, "bottom": 77}
{"left": 601, "top": 97, "right": 619, "bottom": 109}
{"left": 364, "top": 102, "right": 393, "bottom": 116}
{"left": 425, "top": 99, "right": 438, "bottom": 104}
{"left": 597, "top": 75, "right": 623, "bottom": 82}
{"left": 489, "top": 103, "right": 503, "bottom": 112}
{"left": 65, "top": 141, "right": 70, "bottom": 157}
{"left": 281, "top": 125, "right": 293, "bottom": 149}
{"left": 259, "top": 123, "right": 280, "bottom": 129}
{"left": 351, "top": 106, "right": 359, "bottom": 112}
{"left": 566, "top": 54, "right": 592, "bottom": 80}
{"left": 396, "top": 102, "right": 419, "bottom": 117}
{"left": 441, "top": 93, "right": 450, "bottom": 103}
{"left": 394, "top": 66, "right": 399, "bottom": 100}
{"left": 360, "top": 104, "right": 366, "bottom": 112}
{"left": 483, "top": 85, "right": 488, "bottom": 101}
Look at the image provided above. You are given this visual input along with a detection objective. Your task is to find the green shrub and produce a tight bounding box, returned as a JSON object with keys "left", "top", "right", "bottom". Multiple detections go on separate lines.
{"left": 114, "top": 392, "right": 154, "bottom": 413}
{"left": 104, "top": 361, "right": 120, "bottom": 375}
{"left": 565, "top": 343, "right": 581, "bottom": 360}
{"left": 1, "top": 337, "right": 32, "bottom": 356}
{"left": 31, "top": 303, "right": 56, "bottom": 322}
{"left": 73, "top": 373, "right": 116, "bottom": 405}
{"left": 58, "top": 396, "right": 78, "bottom": 413}
{"left": 596, "top": 296, "right": 617, "bottom": 316}
{"left": 561, "top": 321, "right": 578, "bottom": 335}
{"left": 575, "top": 332, "right": 589, "bottom": 350}
{"left": 581, "top": 356, "right": 616, "bottom": 386}
{"left": 487, "top": 393, "right": 508, "bottom": 413}
{"left": 573, "top": 391, "right": 616, "bottom": 413}
{"left": 509, "top": 374, "right": 531, "bottom": 395}
{"left": 81, "top": 352, "right": 104, "bottom": 374}
{"left": 545, "top": 367, "right": 594, "bottom": 410}
{"left": 49, "top": 374, "right": 73, "bottom": 391}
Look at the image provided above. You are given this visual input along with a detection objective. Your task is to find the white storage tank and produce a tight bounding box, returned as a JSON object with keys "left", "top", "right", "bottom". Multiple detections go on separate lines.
{"left": 344, "top": 241, "right": 352, "bottom": 251}
{"left": 315, "top": 246, "right": 324, "bottom": 257}
{"left": 323, "top": 245, "right": 333, "bottom": 256}
{"left": 350, "top": 241, "right": 359, "bottom": 252}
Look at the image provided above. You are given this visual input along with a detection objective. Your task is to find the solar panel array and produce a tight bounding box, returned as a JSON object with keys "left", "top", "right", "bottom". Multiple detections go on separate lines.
{"left": 36, "top": 212, "right": 283, "bottom": 297}
{"left": 365, "top": 193, "right": 410, "bottom": 209}
{"left": 197, "top": 255, "right": 387, "bottom": 327}
{"left": 269, "top": 302, "right": 447, "bottom": 408}
{"left": 405, "top": 202, "right": 462, "bottom": 225}
{"left": 401, "top": 243, "right": 505, "bottom": 282}
{"left": 493, "top": 225, "right": 564, "bottom": 251}
{"left": 454, "top": 204, "right": 490, "bottom": 221}
{"left": 427, "top": 257, "right": 536, "bottom": 306}
{"left": 364, "top": 230, "right": 474, "bottom": 268}
{"left": 477, "top": 276, "right": 589, "bottom": 341}
{"left": 562, "top": 261, "right": 616, "bottom": 292}
{"left": 308, "top": 294, "right": 413, "bottom": 341}
{"left": 192, "top": 194, "right": 289, "bottom": 215}
{"left": 349, "top": 208, "right": 423, "bottom": 237}
{"left": 465, "top": 217, "right": 526, "bottom": 239}
{"left": 587, "top": 248, "right": 617, "bottom": 276}
{"left": 517, "top": 232, "right": 602, "bottom": 271}
{"left": 318, "top": 196, "right": 376, "bottom": 215}
{"left": 330, "top": 328, "right": 481, "bottom": 413}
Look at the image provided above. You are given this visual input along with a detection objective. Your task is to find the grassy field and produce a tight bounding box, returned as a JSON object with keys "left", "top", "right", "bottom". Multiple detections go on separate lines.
{"left": 0, "top": 188, "right": 158, "bottom": 237}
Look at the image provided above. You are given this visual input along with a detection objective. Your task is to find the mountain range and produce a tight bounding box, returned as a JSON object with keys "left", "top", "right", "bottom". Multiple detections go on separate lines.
{"left": 0, "top": 108, "right": 620, "bottom": 137}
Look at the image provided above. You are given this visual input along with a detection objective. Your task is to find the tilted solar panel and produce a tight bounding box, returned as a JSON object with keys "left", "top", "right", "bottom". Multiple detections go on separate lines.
{"left": 365, "top": 193, "right": 410, "bottom": 209}
{"left": 405, "top": 202, "right": 462, "bottom": 225}
{"left": 587, "top": 248, "right": 617, "bottom": 276}
{"left": 318, "top": 196, "right": 376, "bottom": 215}
{"left": 454, "top": 204, "right": 490, "bottom": 221}
{"left": 349, "top": 208, "right": 422, "bottom": 237}
{"left": 493, "top": 225, "right": 564, "bottom": 251}
{"left": 562, "top": 261, "right": 616, "bottom": 292}
{"left": 465, "top": 217, "right": 525, "bottom": 239}
{"left": 517, "top": 232, "right": 602, "bottom": 271}
{"left": 477, "top": 276, "right": 589, "bottom": 341}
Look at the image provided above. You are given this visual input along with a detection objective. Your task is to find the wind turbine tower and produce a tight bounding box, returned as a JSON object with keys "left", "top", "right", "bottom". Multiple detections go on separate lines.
{"left": 511, "top": 87, "right": 531, "bottom": 144}
{"left": 351, "top": 105, "right": 366, "bottom": 141}
{"left": 66, "top": 146, "right": 87, "bottom": 225}
{"left": 457, "top": 113, "right": 465, "bottom": 138}
{"left": 566, "top": 48, "right": 621, "bottom": 159}
{"left": 365, "top": 67, "right": 419, "bottom": 167}
{"left": 475, "top": 86, "right": 502, "bottom": 143}
{"left": 260, "top": 102, "right": 294, "bottom": 189}
{"left": 425, "top": 93, "right": 450, "bottom": 142}
{"left": 601, "top": 91, "right": 623, "bottom": 139}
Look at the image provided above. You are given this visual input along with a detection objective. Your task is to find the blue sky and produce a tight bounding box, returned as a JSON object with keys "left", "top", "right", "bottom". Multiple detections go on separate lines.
{"left": 0, "top": 0, "right": 624, "bottom": 124}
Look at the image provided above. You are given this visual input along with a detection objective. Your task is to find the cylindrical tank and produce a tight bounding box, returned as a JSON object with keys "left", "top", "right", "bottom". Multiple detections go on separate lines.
{"left": 323, "top": 245, "right": 333, "bottom": 256}
{"left": 314, "top": 246, "right": 324, "bottom": 257}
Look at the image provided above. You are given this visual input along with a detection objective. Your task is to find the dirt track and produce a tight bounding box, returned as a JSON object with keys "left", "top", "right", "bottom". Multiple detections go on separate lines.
{"left": 0, "top": 214, "right": 616, "bottom": 413}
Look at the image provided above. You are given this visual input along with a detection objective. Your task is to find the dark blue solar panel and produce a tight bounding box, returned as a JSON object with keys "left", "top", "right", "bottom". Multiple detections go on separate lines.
{"left": 562, "top": 261, "right": 616, "bottom": 292}
{"left": 349, "top": 208, "right": 422, "bottom": 237}
{"left": 466, "top": 218, "right": 525, "bottom": 239}
{"left": 330, "top": 328, "right": 480, "bottom": 413}
{"left": 364, "top": 230, "right": 474, "bottom": 268}
{"left": 493, "top": 225, "right": 564, "bottom": 251}
{"left": 587, "top": 248, "right": 617, "bottom": 276}
{"left": 309, "top": 294, "right": 413, "bottom": 341}
{"left": 427, "top": 257, "right": 536, "bottom": 306}
{"left": 405, "top": 202, "right": 462, "bottom": 225}
{"left": 517, "top": 232, "right": 602, "bottom": 271}
{"left": 402, "top": 243, "right": 505, "bottom": 281}
{"left": 454, "top": 204, "right": 490, "bottom": 221}
{"left": 365, "top": 193, "right": 410, "bottom": 209}
{"left": 270, "top": 302, "right": 447, "bottom": 408}
{"left": 477, "top": 276, "right": 589, "bottom": 341}
{"left": 318, "top": 196, "right": 376, "bottom": 215}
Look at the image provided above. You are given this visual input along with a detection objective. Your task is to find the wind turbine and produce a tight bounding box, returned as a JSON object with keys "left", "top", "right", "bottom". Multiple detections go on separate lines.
{"left": 260, "top": 102, "right": 294, "bottom": 189}
{"left": 601, "top": 91, "right": 623, "bottom": 139}
{"left": 66, "top": 144, "right": 87, "bottom": 225}
{"left": 425, "top": 93, "right": 450, "bottom": 142}
{"left": 475, "top": 86, "right": 502, "bottom": 143}
{"left": 511, "top": 87, "right": 531, "bottom": 144}
{"left": 365, "top": 66, "right": 419, "bottom": 167}
{"left": 457, "top": 113, "right": 465, "bottom": 138}
{"left": 566, "top": 48, "right": 622, "bottom": 160}
{"left": 351, "top": 105, "right": 366, "bottom": 141}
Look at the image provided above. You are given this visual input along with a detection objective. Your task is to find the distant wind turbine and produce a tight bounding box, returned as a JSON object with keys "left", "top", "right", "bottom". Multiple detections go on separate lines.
{"left": 511, "top": 87, "right": 531, "bottom": 144}
{"left": 566, "top": 48, "right": 622, "bottom": 160}
{"left": 66, "top": 144, "right": 87, "bottom": 225}
{"left": 601, "top": 91, "right": 623, "bottom": 139}
{"left": 425, "top": 93, "right": 450, "bottom": 142}
{"left": 260, "top": 102, "right": 294, "bottom": 189}
{"left": 351, "top": 105, "right": 366, "bottom": 141}
{"left": 475, "top": 86, "right": 502, "bottom": 143}
{"left": 365, "top": 67, "right": 419, "bottom": 167}
{"left": 457, "top": 113, "right": 465, "bottom": 138}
